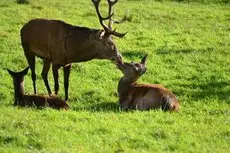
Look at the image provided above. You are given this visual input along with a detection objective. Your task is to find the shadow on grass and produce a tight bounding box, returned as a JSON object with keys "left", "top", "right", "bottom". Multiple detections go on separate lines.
{"left": 193, "top": 80, "right": 229, "bottom": 101}
{"left": 154, "top": 47, "right": 229, "bottom": 102}
{"left": 156, "top": 47, "right": 213, "bottom": 55}
{"left": 174, "top": 78, "right": 230, "bottom": 102}
{"left": 121, "top": 50, "right": 147, "bottom": 60}
{"left": 72, "top": 102, "right": 120, "bottom": 112}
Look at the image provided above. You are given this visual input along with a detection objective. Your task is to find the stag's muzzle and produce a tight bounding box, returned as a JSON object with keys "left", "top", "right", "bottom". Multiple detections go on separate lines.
{"left": 113, "top": 52, "right": 123, "bottom": 65}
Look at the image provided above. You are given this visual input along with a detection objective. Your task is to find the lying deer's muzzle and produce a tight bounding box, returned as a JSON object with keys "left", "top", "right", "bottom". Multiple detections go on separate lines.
{"left": 116, "top": 59, "right": 124, "bottom": 70}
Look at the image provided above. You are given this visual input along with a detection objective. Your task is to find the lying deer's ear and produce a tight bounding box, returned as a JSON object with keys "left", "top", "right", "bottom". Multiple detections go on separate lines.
{"left": 142, "top": 67, "right": 147, "bottom": 74}
{"left": 6, "top": 68, "right": 14, "bottom": 77}
{"left": 22, "top": 67, "right": 30, "bottom": 75}
{"left": 141, "top": 54, "right": 148, "bottom": 65}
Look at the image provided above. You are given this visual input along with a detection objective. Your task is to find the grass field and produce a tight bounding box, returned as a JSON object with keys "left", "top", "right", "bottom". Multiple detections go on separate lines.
{"left": 0, "top": 0, "right": 229, "bottom": 152}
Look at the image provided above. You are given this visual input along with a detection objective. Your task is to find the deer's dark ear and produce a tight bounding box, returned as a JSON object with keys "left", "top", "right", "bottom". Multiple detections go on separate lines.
{"left": 6, "top": 68, "right": 14, "bottom": 77}
{"left": 141, "top": 54, "right": 148, "bottom": 65}
{"left": 22, "top": 67, "right": 30, "bottom": 75}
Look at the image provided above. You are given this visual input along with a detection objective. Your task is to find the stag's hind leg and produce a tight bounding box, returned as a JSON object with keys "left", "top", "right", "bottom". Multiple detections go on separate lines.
{"left": 41, "top": 60, "right": 52, "bottom": 95}
{"left": 52, "top": 64, "right": 60, "bottom": 95}
{"left": 24, "top": 52, "right": 37, "bottom": 94}
{"left": 63, "top": 64, "right": 72, "bottom": 101}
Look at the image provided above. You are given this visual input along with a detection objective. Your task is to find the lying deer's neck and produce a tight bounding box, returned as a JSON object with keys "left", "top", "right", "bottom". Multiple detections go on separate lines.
{"left": 118, "top": 77, "right": 138, "bottom": 97}
{"left": 13, "top": 81, "right": 25, "bottom": 104}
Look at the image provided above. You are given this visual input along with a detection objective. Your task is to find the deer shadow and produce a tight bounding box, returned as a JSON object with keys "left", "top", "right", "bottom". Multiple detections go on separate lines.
{"left": 156, "top": 47, "right": 213, "bottom": 56}
{"left": 175, "top": 79, "right": 230, "bottom": 102}
{"left": 70, "top": 89, "right": 120, "bottom": 112}
{"left": 72, "top": 102, "right": 120, "bottom": 112}
{"left": 155, "top": 47, "right": 229, "bottom": 102}
{"left": 121, "top": 50, "right": 147, "bottom": 60}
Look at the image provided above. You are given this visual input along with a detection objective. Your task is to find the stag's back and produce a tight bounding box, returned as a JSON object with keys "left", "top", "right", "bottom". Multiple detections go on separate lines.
{"left": 21, "top": 19, "right": 100, "bottom": 65}
{"left": 21, "top": 19, "right": 70, "bottom": 61}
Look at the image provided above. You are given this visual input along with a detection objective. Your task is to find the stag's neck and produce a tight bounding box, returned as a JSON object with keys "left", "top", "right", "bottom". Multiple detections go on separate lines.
{"left": 65, "top": 27, "right": 99, "bottom": 63}
{"left": 13, "top": 81, "right": 25, "bottom": 104}
{"left": 118, "top": 77, "right": 138, "bottom": 97}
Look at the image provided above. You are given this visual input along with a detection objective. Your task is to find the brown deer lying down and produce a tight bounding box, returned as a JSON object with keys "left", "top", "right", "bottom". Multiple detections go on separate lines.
{"left": 116, "top": 55, "right": 179, "bottom": 111}
{"left": 7, "top": 67, "right": 69, "bottom": 110}
{"left": 20, "top": 0, "right": 127, "bottom": 101}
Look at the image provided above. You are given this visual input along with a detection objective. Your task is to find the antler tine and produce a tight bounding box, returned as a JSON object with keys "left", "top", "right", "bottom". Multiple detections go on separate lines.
{"left": 91, "top": 0, "right": 113, "bottom": 32}
{"left": 106, "top": 0, "right": 128, "bottom": 37}
{"left": 111, "top": 29, "right": 127, "bottom": 38}
{"left": 107, "top": 0, "right": 118, "bottom": 29}
{"left": 113, "top": 15, "right": 128, "bottom": 24}
{"left": 92, "top": 0, "right": 127, "bottom": 38}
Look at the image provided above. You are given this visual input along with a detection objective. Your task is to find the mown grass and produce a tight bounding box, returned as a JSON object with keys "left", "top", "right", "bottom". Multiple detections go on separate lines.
{"left": 0, "top": 0, "right": 229, "bottom": 152}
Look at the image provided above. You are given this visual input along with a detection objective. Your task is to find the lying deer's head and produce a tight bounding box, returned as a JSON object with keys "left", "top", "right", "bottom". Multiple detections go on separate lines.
{"left": 7, "top": 67, "right": 30, "bottom": 100}
{"left": 117, "top": 54, "right": 148, "bottom": 80}
{"left": 91, "top": 0, "right": 127, "bottom": 63}
{"left": 7, "top": 67, "right": 30, "bottom": 85}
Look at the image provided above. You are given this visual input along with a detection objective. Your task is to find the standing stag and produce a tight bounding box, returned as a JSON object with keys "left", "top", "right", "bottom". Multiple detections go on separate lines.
{"left": 7, "top": 67, "right": 69, "bottom": 110}
{"left": 116, "top": 55, "right": 179, "bottom": 111}
{"left": 20, "top": 0, "right": 127, "bottom": 100}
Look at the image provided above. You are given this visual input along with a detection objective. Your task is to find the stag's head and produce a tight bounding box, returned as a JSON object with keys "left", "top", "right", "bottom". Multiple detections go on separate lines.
{"left": 92, "top": 0, "right": 127, "bottom": 64}
{"left": 117, "top": 54, "right": 148, "bottom": 80}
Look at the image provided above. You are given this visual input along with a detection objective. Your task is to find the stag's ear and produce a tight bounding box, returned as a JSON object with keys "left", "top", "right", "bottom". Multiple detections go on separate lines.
{"left": 141, "top": 54, "right": 148, "bottom": 65}
{"left": 6, "top": 68, "right": 14, "bottom": 77}
{"left": 22, "top": 67, "right": 30, "bottom": 75}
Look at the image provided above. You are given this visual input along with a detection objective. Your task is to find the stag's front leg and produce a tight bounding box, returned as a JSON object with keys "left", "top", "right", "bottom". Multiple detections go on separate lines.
{"left": 52, "top": 64, "right": 60, "bottom": 95}
{"left": 63, "top": 64, "right": 72, "bottom": 101}
{"left": 41, "top": 60, "right": 52, "bottom": 95}
{"left": 24, "top": 52, "right": 37, "bottom": 94}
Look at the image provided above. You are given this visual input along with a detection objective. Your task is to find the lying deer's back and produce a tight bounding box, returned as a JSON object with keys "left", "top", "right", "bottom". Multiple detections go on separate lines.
{"left": 22, "top": 95, "right": 69, "bottom": 110}
{"left": 119, "top": 84, "right": 178, "bottom": 111}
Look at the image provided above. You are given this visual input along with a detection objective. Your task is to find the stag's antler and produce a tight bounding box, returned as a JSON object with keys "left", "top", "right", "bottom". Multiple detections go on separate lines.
{"left": 107, "top": 0, "right": 128, "bottom": 26}
{"left": 107, "top": 0, "right": 118, "bottom": 29}
{"left": 92, "top": 0, "right": 127, "bottom": 38}
{"left": 107, "top": 0, "right": 128, "bottom": 37}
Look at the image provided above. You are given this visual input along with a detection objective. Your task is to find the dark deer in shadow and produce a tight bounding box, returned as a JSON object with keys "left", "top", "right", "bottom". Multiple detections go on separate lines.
{"left": 7, "top": 67, "right": 69, "bottom": 110}
{"left": 116, "top": 55, "right": 179, "bottom": 111}
{"left": 20, "top": 0, "right": 127, "bottom": 100}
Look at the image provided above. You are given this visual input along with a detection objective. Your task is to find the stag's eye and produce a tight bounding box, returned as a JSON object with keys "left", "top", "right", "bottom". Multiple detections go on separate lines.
{"left": 106, "top": 41, "right": 112, "bottom": 46}
{"left": 106, "top": 41, "right": 115, "bottom": 49}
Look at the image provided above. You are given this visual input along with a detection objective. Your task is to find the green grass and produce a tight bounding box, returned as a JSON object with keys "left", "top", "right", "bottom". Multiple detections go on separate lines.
{"left": 0, "top": 0, "right": 229, "bottom": 152}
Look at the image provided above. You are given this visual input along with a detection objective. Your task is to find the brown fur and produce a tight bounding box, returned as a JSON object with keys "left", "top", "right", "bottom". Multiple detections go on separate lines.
{"left": 117, "top": 55, "right": 179, "bottom": 111}
{"left": 7, "top": 67, "right": 69, "bottom": 110}
{"left": 20, "top": 0, "right": 127, "bottom": 101}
